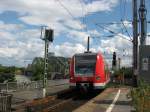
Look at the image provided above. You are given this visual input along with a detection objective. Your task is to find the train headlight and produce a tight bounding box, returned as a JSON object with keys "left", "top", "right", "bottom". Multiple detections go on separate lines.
{"left": 70, "top": 77, "right": 74, "bottom": 80}
{"left": 96, "top": 76, "right": 100, "bottom": 80}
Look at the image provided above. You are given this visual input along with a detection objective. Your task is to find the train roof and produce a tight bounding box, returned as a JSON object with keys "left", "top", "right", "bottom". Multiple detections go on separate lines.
{"left": 74, "top": 52, "right": 102, "bottom": 57}
{"left": 75, "top": 52, "right": 96, "bottom": 56}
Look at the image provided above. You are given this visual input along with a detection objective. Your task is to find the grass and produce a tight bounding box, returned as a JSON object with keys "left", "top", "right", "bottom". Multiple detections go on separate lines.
{"left": 128, "top": 80, "right": 150, "bottom": 112}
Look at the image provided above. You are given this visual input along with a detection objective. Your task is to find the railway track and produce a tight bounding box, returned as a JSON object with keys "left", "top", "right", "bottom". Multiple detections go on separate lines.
{"left": 41, "top": 89, "right": 103, "bottom": 112}
{"left": 12, "top": 89, "right": 71, "bottom": 112}
{"left": 12, "top": 88, "right": 103, "bottom": 112}
{"left": 24, "top": 88, "right": 76, "bottom": 112}
{"left": 43, "top": 97, "right": 73, "bottom": 112}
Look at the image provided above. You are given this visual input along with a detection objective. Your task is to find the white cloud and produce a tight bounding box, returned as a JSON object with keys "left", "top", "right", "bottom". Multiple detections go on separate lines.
{"left": 0, "top": 22, "right": 44, "bottom": 66}
{"left": 0, "top": 0, "right": 119, "bottom": 35}
{"left": 88, "top": 30, "right": 101, "bottom": 37}
{"left": 0, "top": 0, "right": 123, "bottom": 66}
{"left": 94, "top": 34, "right": 133, "bottom": 66}
{"left": 63, "top": 19, "right": 85, "bottom": 30}
{"left": 146, "top": 33, "right": 150, "bottom": 45}
{"left": 49, "top": 42, "right": 86, "bottom": 57}
{"left": 0, "top": 47, "right": 19, "bottom": 58}
{"left": 86, "top": 0, "right": 119, "bottom": 13}
{"left": 68, "top": 30, "right": 89, "bottom": 44}
{"left": 0, "top": 21, "right": 24, "bottom": 32}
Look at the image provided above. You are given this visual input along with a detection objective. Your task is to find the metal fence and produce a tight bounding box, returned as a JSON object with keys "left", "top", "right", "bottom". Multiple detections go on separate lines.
{"left": 0, "top": 79, "right": 69, "bottom": 93}
{"left": 0, "top": 92, "right": 12, "bottom": 112}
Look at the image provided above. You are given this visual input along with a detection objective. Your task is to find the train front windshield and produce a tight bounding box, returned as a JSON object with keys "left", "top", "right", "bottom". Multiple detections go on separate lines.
{"left": 75, "top": 54, "right": 97, "bottom": 76}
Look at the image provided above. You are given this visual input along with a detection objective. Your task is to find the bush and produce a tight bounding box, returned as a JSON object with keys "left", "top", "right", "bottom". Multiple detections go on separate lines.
{"left": 0, "top": 73, "right": 15, "bottom": 83}
{"left": 0, "top": 65, "right": 16, "bottom": 83}
{"left": 129, "top": 80, "right": 150, "bottom": 112}
{"left": 113, "top": 67, "right": 133, "bottom": 78}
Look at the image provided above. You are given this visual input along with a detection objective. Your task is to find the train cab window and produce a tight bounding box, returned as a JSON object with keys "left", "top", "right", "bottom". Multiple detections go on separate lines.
{"left": 75, "top": 54, "right": 96, "bottom": 76}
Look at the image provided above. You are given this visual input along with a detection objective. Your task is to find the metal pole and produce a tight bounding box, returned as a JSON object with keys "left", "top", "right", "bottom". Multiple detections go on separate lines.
{"left": 118, "top": 58, "right": 121, "bottom": 70}
{"left": 43, "top": 38, "right": 49, "bottom": 97}
{"left": 87, "top": 36, "right": 90, "bottom": 52}
{"left": 132, "top": 0, "right": 138, "bottom": 86}
{"left": 139, "top": 0, "right": 147, "bottom": 45}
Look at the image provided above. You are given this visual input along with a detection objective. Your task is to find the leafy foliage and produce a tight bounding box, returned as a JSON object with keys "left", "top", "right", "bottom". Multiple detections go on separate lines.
{"left": 0, "top": 65, "right": 16, "bottom": 83}
{"left": 114, "top": 67, "right": 133, "bottom": 78}
{"left": 121, "top": 67, "right": 133, "bottom": 78}
{"left": 31, "top": 57, "right": 44, "bottom": 81}
{"left": 128, "top": 80, "right": 150, "bottom": 112}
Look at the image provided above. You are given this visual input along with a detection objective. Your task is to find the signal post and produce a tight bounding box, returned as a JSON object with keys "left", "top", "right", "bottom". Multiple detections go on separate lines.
{"left": 41, "top": 27, "right": 54, "bottom": 98}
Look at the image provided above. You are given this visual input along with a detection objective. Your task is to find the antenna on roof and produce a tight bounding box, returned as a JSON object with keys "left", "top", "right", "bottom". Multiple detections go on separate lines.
{"left": 85, "top": 36, "right": 92, "bottom": 53}
{"left": 87, "top": 36, "right": 90, "bottom": 52}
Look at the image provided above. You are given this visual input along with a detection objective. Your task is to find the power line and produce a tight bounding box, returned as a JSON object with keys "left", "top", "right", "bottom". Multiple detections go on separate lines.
{"left": 57, "top": 0, "right": 90, "bottom": 42}
{"left": 119, "top": 0, "right": 122, "bottom": 20}
{"left": 95, "top": 23, "right": 132, "bottom": 42}
{"left": 119, "top": 0, "right": 132, "bottom": 41}
{"left": 121, "top": 19, "right": 132, "bottom": 40}
{"left": 95, "top": 21, "right": 132, "bottom": 25}
{"left": 56, "top": 0, "right": 75, "bottom": 19}
{"left": 78, "top": 0, "right": 87, "bottom": 32}
{"left": 123, "top": 0, "right": 127, "bottom": 20}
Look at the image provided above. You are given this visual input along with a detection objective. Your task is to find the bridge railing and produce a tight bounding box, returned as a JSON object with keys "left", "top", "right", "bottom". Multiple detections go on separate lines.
{"left": 0, "top": 92, "right": 12, "bottom": 112}
{"left": 0, "top": 79, "right": 69, "bottom": 92}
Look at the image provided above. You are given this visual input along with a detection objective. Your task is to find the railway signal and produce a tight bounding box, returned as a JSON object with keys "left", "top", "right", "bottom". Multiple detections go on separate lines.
{"left": 41, "top": 26, "right": 54, "bottom": 97}
{"left": 112, "top": 52, "right": 117, "bottom": 70}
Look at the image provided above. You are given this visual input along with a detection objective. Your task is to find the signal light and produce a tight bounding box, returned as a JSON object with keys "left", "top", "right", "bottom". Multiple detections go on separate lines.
{"left": 112, "top": 52, "right": 116, "bottom": 66}
{"left": 45, "top": 29, "right": 54, "bottom": 42}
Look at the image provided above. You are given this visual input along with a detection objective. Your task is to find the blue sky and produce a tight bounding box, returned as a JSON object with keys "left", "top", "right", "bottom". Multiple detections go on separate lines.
{"left": 0, "top": 0, "right": 149, "bottom": 67}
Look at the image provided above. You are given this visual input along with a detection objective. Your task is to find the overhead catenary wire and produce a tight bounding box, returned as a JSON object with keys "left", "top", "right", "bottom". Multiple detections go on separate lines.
{"left": 79, "top": 0, "right": 84, "bottom": 27}
{"left": 123, "top": 0, "right": 127, "bottom": 20}
{"left": 56, "top": 0, "right": 89, "bottom": 34}
{"left": 95, "top": 23, "right": 132, "bottom": 42}
{"left": 119, "top": 0, "right": 132, "bottom": 37}
{"left": 119, "top": 0, "right": 122, "bottom": 19}
{"left": 56, "top": 0, "right": 139, "bottom": 45}
{"left": 95, "top": 21, "right": 132, "bottom": 25}
{"left": 121, "top": 19, "right": 132, "bottom": 41}
{"left": 119, "top": 0, "right": 133, "bottom": 41}
{"left": 78, "top": 0, "right": 88, "bottom": 32}
{"left": 56, "top": 0, "right": 75, "bottom": 19}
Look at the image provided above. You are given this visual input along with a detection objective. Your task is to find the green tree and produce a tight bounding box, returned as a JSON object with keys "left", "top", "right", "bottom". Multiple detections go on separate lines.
{"left": 31, "top": 57, "right": 44, "bottom": 81}
{"left": 0, "top": 65, "right": 16, "bottom": 83}
{"left": 113, "top": 67, "right": 133, "bottom": 78}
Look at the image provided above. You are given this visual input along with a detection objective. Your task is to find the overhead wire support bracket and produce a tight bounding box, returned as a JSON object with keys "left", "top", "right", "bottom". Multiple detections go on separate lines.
{"left": 121, "top": 19, "right": 133, "bottom": 41}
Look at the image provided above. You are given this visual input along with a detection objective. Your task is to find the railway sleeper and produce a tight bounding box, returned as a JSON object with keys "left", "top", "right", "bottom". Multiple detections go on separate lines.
{"left": 25, "top": 89, "right": 74, "bottom": 112}
{"left": 25, "top": 96, "right": 56, "bottom": 112}
{"left": 42, "top": 98, "right": 73, "bottom": 112}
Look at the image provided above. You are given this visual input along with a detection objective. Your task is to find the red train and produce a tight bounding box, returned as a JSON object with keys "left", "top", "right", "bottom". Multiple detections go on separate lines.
{"left": 69, "top": 52, "right": 110, "bottom": 90}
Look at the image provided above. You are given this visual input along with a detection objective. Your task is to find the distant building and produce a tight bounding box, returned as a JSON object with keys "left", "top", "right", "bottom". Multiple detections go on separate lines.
{"left": 27, "top": 64, "right": 32, "bottom": 69}
{"left": 48, "top": 52, "right": 55, "bottom": 57}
